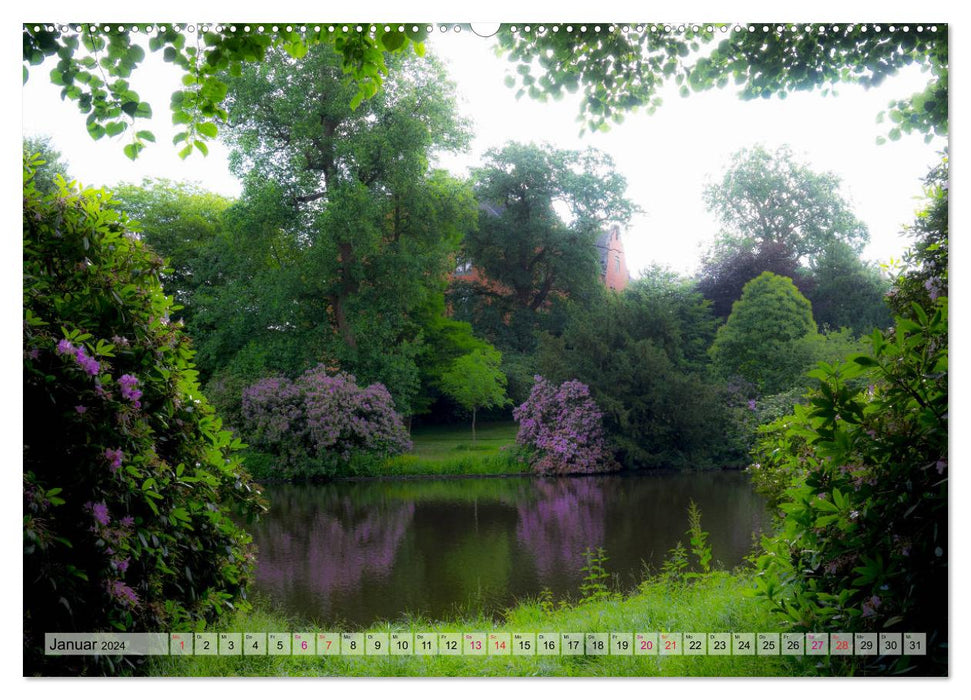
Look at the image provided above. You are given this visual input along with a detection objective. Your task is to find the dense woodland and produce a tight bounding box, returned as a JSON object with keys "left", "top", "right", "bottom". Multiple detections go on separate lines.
{"left": 23, "top": 24, "right": 947, "bottom": 675}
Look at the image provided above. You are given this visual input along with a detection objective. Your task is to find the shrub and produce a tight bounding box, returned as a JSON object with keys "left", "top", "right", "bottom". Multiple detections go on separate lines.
{"left": 513, "top": 376, "right": 617, "bottom": 474}
{"left": 240, "top": 366, "right": 412, "bottom": 478}
{"left": 22, "top": 154, "right": 264, "bottom": 674}
{"left": 752, "top": 298, "right": 947, "bottom": 672}
{"left": 710, "top": 271, "right": 820, "bottom": 394}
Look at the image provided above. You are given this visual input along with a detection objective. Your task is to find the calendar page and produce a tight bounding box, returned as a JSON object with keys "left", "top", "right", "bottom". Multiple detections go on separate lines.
{"left": 21, "top": 5, "right": 949, "bottom": 683}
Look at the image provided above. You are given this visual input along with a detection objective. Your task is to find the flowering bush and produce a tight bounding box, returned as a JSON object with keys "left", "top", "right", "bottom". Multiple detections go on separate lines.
{"left": 241, "top": 366, "right": 412, "bottom": 477}
{"left": 23, "top": 154, "right": 264, "bottom": 674}
{"left": 513, "top": 376, "right": 617, "bottom": 475}
{"left": 752, "top": 298, "right": 947, "bottom": 673}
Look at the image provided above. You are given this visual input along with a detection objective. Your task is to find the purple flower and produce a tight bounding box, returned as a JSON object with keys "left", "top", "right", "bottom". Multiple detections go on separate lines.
{"left": 747, "top": 399, "right": 757, "bottom": 411}
{"left": 113, "top": 558, "right": 130, "bottom": 573}
{"left": 27, "top": 347, "right": 40, "bottom": 360}
{"left": 119, "top": 515, "right": 135, "bottom": 528}
{"left": 88, "top": 501, "right": 110, "bottom": 526}
{"left": 75, "top": 405, "right": 88, "bottom": 414}
{"left": 56, "top": 339, "right": 75, "bottom": 355}
{"left": 74, "top": 346, "right": 100, "bottom": 376}
{"left": 105, "top": 448, "right": 123, "bottom": 473}
{"left": 118, "top": 374, "right": 143, "bottom": 407}
{"left": 107, "top": 580, "right": 139, "bottom": 608}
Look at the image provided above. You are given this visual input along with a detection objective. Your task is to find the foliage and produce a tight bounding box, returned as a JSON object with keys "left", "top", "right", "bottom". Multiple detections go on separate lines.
{"left": 452, "top": 142, "right": 636, "bottom": 353}
{"left": 148, "top": 570, "right": 819, "bottom": 677}
{"left": 539, "top": 279, "right": 727, "bottom": 469}
{"left": 240, "top": 366, "right": 412, "bottom": 479}
{"left": 23, "top": 23, "right": 431, "bottom": 158}
{"left": 22, "top": 153, "right": 264, "bottom": 674}
{"left": 752, "top": 298, "right": 947, "bottom": 671}
{"left": 112, "top": 179, "right": 234, "bottom": 328}
{"left": 705, "top": 145, "right": 869, "bottom": 265}
{"left": 438, "top": 348, "right": 510, "bottom": 443}
{"left": 498, "top": 23, "right": 947, "bottom": 141}
{"left": 27, "top": 23, "right": 947, "bottom": 160}
{"left": 886, "top": 153, "right": 948, "bottom": 317}
{"left": 709, "top": 272, "right": 819, "bottom": 394}
{"left": 686, "top": 500, "right": 712, "bottom": 575}
{"left": 513, "top": 376, "right": 617, "bottom": 475}
{"left": 187, "top": 43, "right": 476, "bottom": 413}
{"left": 22, "top": 135, "right": 70, "bottom": 195}
{"left": 806, "top": 242, "right": 891, "bottom": 334}
{"left": 410, "top": 292, "right": 495, "bottom": 416}
{"left": 578, "top": 547, "right": 611, "bottom": 604}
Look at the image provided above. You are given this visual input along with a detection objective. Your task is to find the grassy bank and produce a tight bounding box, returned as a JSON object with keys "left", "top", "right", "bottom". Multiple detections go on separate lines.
{"left": 243, "top": 421, "right": 528, "bottom": 479}
{"left": 147, "top": 570, "right": 829, "bottom": 677}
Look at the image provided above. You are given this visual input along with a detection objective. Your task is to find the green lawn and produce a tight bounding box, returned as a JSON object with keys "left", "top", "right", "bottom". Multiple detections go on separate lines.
{"left": 379, "top": 421, "right": 527, "bottom": 477}
{"left": 146, "top": 570, "right": 829, "bottom": 677}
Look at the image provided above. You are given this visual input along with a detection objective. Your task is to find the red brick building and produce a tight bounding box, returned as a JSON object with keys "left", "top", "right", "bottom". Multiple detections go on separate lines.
{"left": 596, "top": 224, "right": 630, "bottom": 292}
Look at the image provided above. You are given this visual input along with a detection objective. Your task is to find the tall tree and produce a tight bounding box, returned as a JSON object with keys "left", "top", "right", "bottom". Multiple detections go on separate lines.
{"left": 698, "top": 145, "right": 880, "bottom": 329}
{"left": 453, "top": 142, "right": 635, "bottom": 352}
{"left": 704, "top": 144, "right": 868, "bottom": 265}
{"left": 193, "top": 43, "right": 477, "bottom": 414}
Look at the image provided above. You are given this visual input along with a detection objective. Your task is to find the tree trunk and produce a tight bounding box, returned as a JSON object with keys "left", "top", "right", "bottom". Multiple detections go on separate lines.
{"left": 472, "top": 406, "right": 477, "bottom": 445}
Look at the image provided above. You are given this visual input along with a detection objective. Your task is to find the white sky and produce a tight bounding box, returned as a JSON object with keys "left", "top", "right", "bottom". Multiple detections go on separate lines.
{"left": 20, "top": 22, "right": 944, "bottom": 277}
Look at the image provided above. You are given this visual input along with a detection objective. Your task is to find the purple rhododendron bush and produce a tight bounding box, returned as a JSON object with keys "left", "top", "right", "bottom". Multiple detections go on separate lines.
{"left": 514, "top": 376, "right": 618, "bottom": 475}
{"left": 241, "top": 366, "right": 412, "bottom": 478}
{"left": 22, "top": 155, "right": 265, "bottom": 674}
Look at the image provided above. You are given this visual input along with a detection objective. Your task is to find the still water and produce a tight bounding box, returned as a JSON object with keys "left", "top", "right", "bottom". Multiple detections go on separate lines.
{"left": 249, "top": 472, "right": 768, "bottom": 626}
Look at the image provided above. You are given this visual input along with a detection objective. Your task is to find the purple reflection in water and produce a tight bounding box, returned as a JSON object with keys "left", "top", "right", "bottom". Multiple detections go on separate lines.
{"left": 515, "top": 478, "right": 606, "bottom": 577}
{"left": 254, "top": 498, "right": 415, "bottom": 600}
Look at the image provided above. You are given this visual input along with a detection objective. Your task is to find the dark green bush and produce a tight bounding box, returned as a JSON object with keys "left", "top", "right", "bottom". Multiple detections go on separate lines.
{"left": 752, "top": 298, "right": 947, "bottom": 673}
{"left": 23, "top": 154, "right": 265, "bottom": 674}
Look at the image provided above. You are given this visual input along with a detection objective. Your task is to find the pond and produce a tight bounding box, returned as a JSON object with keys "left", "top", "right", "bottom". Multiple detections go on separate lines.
{"left": 249, "top": 472, "right": 769, "bottom": 627}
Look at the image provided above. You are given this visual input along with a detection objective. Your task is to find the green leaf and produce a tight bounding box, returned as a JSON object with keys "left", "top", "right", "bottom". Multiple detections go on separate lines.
{"left": 380, "top": 31, "right": 406, "bottom": 52}
{"left": 197, "top": 122, "right": 218, "bottom": 138}
{"left": 135, "top": 130, "right": 156, "bottom": 143}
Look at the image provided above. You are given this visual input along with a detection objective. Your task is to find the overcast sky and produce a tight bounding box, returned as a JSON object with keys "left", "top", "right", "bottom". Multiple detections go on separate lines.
{"left": 21, "top": 23, "right": 945, "bottom": 277}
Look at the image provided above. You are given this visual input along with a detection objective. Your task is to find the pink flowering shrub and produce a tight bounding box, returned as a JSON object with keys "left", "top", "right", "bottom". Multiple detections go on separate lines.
{"left": 23, "top": 155, "right": 263, "bottom": 674}
{"left": 241, "top": 366, "right": 412, "bottom": 477}
{"left": 513, "top": 376, "right": 618, "bottom": 475}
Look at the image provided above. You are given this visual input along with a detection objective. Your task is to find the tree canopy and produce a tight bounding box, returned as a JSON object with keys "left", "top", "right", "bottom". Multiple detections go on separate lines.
{"left": 23, "top": 22, "right": 431, "bottom": 159}
{"left": 182, "top": 43, "right": 476, "bottom": 414}
{"left": 23, "top": 22, "right": 947, "bottom": 161}
{"left": 498, "top": 23, "right": 947, "bottom": 140}
{"left": 452, "top": 142, "right": 635, "bottom": 352}
{"left": 709, "top": 271, "right": 819, "bottom": 394}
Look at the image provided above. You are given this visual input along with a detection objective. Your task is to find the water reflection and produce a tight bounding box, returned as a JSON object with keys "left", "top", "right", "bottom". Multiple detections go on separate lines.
{"left": 249, "top": 472, "right": 768, "bottom": 626}
{"left": 516, "top": 478, "right": 606, "bottom": 577}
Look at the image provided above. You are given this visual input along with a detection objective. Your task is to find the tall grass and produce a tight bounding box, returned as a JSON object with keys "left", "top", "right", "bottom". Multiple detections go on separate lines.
{"left": 146, "top": 570, "right": 828, "bottom": 677}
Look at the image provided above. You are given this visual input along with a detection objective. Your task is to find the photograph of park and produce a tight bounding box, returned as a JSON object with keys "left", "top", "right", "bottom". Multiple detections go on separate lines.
{"left": 22, "top": 15, "right": 948, "bottom": 680}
